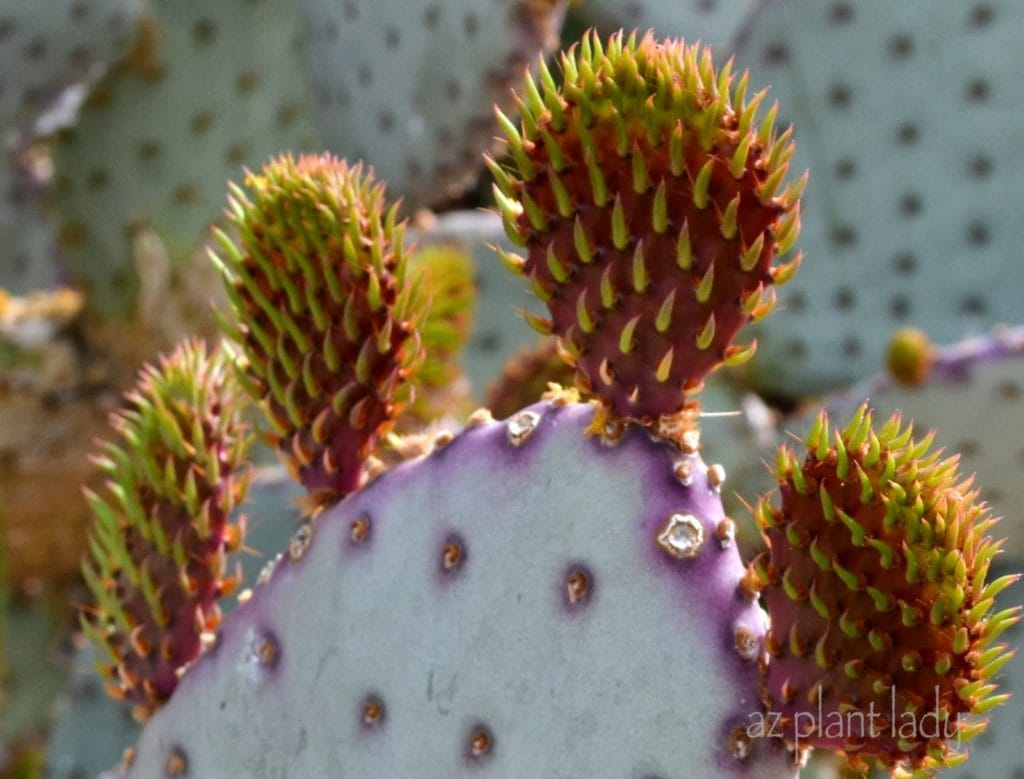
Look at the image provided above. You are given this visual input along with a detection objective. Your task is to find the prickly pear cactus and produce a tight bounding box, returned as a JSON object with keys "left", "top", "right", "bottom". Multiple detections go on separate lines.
{"left": 81, "top": 339, "right": 254, "bottom": 720}
{"left": 792, "top": 326, "right": 1024, "bottom": 564}
{"left": 0, "top": 0, "right": 142, "bottom": 136}
{"left": 50, "top": 0, "right": 319, "bottom": 320}
{"left": 212, "top": 154, "right": 425, "bottom": 508}
{"left": 112, "top": 399, "right": 797, "bottom": 778}
{"left": 732, "top": 0, "right": 1024, "bottom": 398}
{"left": 47, "top": 468, "right": 305, "bottom": 779}
{"left": 298, "top": 0, "right": 568, "bottom": 210}
{"left": 493, "top": 30, "right": 804, "bottom": 421}
{"left": 748, "top": 405, "right": 1020, "bottom": 773}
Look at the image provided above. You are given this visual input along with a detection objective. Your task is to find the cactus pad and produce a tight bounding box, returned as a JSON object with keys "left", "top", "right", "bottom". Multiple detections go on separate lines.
{"left": 81, "top": 338, "right": 253, "bottom": 720}
{"left": 749, "top": 405, "right": 1020, "bottom": 773}
{"left": 733, "top": 0, "right": 1024, "bottom": 398}
{"left": 112, "top": 400, "right": 796, "bottom": 777}
{"left": 298, "top": 0, "right": 568, "bottom": 210}
{"left": 213, "top": 154, "right": 424, "bottom": 508}
{"left": 0, "top": 0, "right": 141, "bottom": 136}
{"left": 493, "top": 31, "right": 804, "bottom": 421}
{"left": 50, "top": 0, "right": 319, "bottom": 319}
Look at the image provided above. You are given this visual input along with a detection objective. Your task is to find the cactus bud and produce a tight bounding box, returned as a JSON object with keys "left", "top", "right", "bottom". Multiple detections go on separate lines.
{"left": 80, "top": 339, "right": 253, "bottom": 720}
{"left": 492, "top": 31, "right": 803, "bottom": 422}
{"left": 750, "top": 405, "right": 1019, "bottom": 773}
{"left": 211, "top": 154, "right": 425, "bottom": 508}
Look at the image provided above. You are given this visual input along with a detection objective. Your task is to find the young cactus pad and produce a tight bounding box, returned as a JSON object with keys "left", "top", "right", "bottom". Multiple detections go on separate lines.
{"left": 112, "top": 400, "right": 796, "bottom": 777}
{"left": 212, "top": 154, "right": 424, "bottom": 508}
{"left": 80, "top": 339, "right": 253, "bottom": 721}
{"left": 492, "top": 30, "right": 804, "bottom": 420}
{"left": 748, "top": 405, "right": 1020, "bottom": 773}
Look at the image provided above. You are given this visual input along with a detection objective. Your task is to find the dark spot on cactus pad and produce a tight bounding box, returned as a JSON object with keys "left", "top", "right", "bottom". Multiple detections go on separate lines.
{"left": 377, "top": 111, "right": 394, "bottom": 134}
{"left": 696, "top": 0, "right": 717, "bottom": 13}
{"left": 361, "top": 693, "right": 385, "bottom": 728}
{"left": 833, "top": 286, "right": 855, "bottom": 311}
{"left": 762, "top": 42, "right": 789, "bottom": 66}
{"left": 893, "top": 252, "right": 917, "bottom": 275}
{"left": 828, "top": 2, "right": 854, "bottom": 24}
{"left": 966, "top": 219, "right": 991, "bottom": 246}
{"left": 226, "top": 143, "right": 248, "bottom": 165}
{"left": 785, "top": 338, "right": 807, "bottom": 360}
{"left": 969, "top": 3, "right": 995, "bottom": 27}
{"left": 830, "top": 223, "right": 857, "bottom": 248}
{"left": 276, "top": 103, "right": 300, "bottom": 127}
{"left": 25, "top": 35, "right": 46, "bottom": 61}
{"left": 423, "top": 5, "right": 441, "bottom": 30}
{"left": 70, "top": 1, "right": 88, "bottom": 21}
{"left": 965, "top": 77, "right": 990, "bottom": 103}
{"left": 899, "top": 192, "right": 922, "bottom": 217}
{"left": 889, "top": 33, "right": 914, "bottom": 59}
{"left": 235, "top": 71, "right": 260, "bottom": 93}
{"left": 342, "top": 1, "right": 358, "bottom": 21}
{"left": 968, "top": 153, "right": 993, "bottom": 178}
{"left": 138, "top": 140, "right": 160, "bottom": 161}
{"left": 349, "top": 515, "right": 372, "bottom": 546}
{"left": 726, "top": 723, "right": 753, "bottom": 760}
{"left": 896, "top": 121, "right": 920, "bottom": 145}
{"left": 164, "top": 747, "right": 187, "bottom": 776}
{"left": 463, "top": 11, "right": 479, "bottom": 38}
{"left": 960, "top": 293, "right": 987, "bottom": 315}
{"left": 384, "top": 26, "right": 399, "bottom": 49}
{"left": 357, "top": 64, "right": 372, "bottom": 87}
{"left": 997, "top": 380, "right": 1021, "bottom": 400}
{"left": 190, "top": 111, "right": 213, "bottom": 135}
{"left": 86, "top": 168, "right": 110, "bottom": 191}
{"left": 564, "top": 564, "right": 593, "bottom": 608}
{"left": 834, "top": 157, "right": 857, "bottom": 180}
{"left": 466, "top": 724, "right": 494, "bottom": 761}
{"left": 444, "top": 78, "right": 462, "bottom": 103}
{"left": 173, "top": 183, "right": 199, "bottom": 206}
{"left": 440, "top": 533, "right": 467, "bottom": 576}
{"left": 889, "top": 295, "right": 911, "bottom": 320}
{"left": 250, "top": 631, "right": 280, "bottom": 670}
{"left": 192, "top": 18, "right": 216, "bottom": 45}
{"left": 473, "top": 327, "right": 501, "bottom": 352}
{"left": 786, "top": 290, "right": 807, "bottom": 313}
{"left": 827, "top": 83, "right": 852, "bottom": 109}
{"left": 841, "top": 336, "right": 861, "bottom": 357}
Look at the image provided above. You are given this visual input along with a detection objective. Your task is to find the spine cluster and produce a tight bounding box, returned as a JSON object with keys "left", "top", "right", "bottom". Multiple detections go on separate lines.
{"left": 212, "top": 154, "right": 424, "bottom": 508}
{"left": 748, "top": 406, "right": 1019, "bottom": 773}
{"left": 492, "top": 30, "right": 804, "bottom": 422}
{"left": 81, "top": 339, "right": 252, "bottom": 720}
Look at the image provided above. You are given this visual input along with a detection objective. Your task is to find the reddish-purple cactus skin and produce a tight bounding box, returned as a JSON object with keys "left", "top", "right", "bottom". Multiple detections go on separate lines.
{"left": 748, "top": 406, "right": 1019, "bottom": 773}
{"left": 492, "top": 31, "right": 803, "bottom": 421}
{"left": 212, "top": 154, "right": 424, "bottom": 509}
{"left": 81, "top": 339, "right": 253, "bottom": 720}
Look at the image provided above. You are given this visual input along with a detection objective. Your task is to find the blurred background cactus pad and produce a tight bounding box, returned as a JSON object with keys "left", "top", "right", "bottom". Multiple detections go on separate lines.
{"left": 1, "top": 3, "right": 1022, "bottom": 778}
